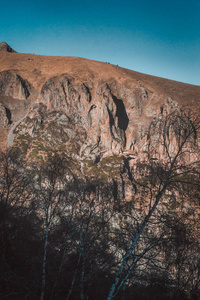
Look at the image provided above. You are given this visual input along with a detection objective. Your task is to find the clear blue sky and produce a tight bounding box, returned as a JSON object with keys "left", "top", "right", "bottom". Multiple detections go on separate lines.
{"left": 1, "top": 0, "right": 200, "bottom": 85}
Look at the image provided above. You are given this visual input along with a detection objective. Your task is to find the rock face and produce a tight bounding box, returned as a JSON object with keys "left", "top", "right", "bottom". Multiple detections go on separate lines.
{"left": 0, "top": 70, "right": 31, "bottom": 100}
{"left": 25, "top": 73, "right": 185, "bottom": 163}
{"left": 0, "top": 47, "right": 200, "bottom": 189}
{"left": 0, "top": 42, "right": 16, "bottom": 53}
{"left": 14, "top": 75, "right": 151, "bottom": 161}
{"left": 39, "top": 75, "right": 128, "bottom": 159}
{"left": 0, "top": 46, "right": 199, "bottom": 300}
{"left": 0, "top": 103, "right": 10, "bottom": 127}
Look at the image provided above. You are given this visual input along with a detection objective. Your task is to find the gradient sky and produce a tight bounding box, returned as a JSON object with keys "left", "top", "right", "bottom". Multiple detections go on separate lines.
{"left": 0, "top": 0, "right": 200, "bottom": 85}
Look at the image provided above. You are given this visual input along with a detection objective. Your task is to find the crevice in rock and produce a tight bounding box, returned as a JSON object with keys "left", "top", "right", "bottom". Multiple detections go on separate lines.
{"left": 61, "top": 83, "right": 68, "bottom": 101}
{"left": 16, "top": 75, "right": 30, "bottom": 99}
{"left": 5, "top": 107, "right": 12, "bottom": 125}
{"left": 94, "top": 155, "right": 100, "bottom": 164}
{"left": 106, "top": 105, "right": 115, "bottom": 138}
{"left": 113, "top": 95, "right": 129, "bottom": 131}
{"left": 88, "top": 104, "right": 96, "bottom": 113}
{"left": 82, "top": 84, "right": 91, "bottom": 102}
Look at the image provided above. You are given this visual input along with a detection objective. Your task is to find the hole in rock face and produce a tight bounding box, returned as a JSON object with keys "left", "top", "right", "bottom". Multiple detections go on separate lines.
{"left": 5, "top": 107, "right": 12, "bottom": 125}
{"left": 94, "top": 155, "right": 100, "bottom": 164}
{"left": 113, "top": 96, "right": 129, "bottom": 131}
{"left": 89, "top": 104, "right": 96, "bottom": 113}
{"left": 107, "top": 107, "right": 115, "bottom": 127}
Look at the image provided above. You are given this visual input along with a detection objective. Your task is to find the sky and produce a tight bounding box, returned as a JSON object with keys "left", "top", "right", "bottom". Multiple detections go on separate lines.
{"left": 0, "top": 0, "right": 200, "bottom": 85}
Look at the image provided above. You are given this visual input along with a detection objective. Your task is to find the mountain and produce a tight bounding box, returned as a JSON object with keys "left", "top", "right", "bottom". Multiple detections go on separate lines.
{"left": 0, "top": 45, "right": 200, "bottom": 167}
{"left": 1, "top": 42, "right": 200, "bottom": 202}
{"left": 0, "top": 44, "right": 200, "bottom": 190}
{"left": 0, "top": 43, "right": 200, "bottom": 300}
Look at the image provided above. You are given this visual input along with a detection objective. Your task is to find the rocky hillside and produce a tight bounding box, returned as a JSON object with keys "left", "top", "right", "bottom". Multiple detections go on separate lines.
{"left": 0, "top": 43, "right": 200, "bottom": 184}
{"left": 0, "top": 43, "right": 200, "bottom": 300}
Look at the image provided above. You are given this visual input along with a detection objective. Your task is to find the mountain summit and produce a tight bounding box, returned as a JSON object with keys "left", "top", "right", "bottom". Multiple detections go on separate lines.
{"left": 0, "top": 42, "right": 17, "bottom": 53}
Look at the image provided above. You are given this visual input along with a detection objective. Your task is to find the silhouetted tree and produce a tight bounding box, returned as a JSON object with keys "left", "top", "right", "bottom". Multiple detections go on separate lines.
{"left": 107, "top": 111, "right": 200, "bottom": 299}
{"left": 30, "top": 153, "right": 69, "bottom": 300}
{"left": 0, "top": 150, "right": 41, "bottom": 299}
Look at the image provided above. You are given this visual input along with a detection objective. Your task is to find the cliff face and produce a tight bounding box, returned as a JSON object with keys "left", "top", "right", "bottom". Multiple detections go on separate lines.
{"left": 0, "top": 70, "right": 31, "bottom": 100}
{"left": 1, "top": 45, "right": 199, "bottom": 300}
{"left": 0, "top": 47, "right": 200, "bottom": 186}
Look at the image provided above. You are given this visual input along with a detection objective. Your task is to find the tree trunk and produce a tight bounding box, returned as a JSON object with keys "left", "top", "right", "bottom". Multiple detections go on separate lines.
{"left": 40, "top": 219, "right": 49, "bottom": 300}
{"left": 107, "top": 176, "right": 170, "bottom": 299}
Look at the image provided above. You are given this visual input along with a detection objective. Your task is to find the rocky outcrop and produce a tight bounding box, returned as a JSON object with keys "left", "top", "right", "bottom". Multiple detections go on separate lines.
{"left": 0, "top": 70, "right": 32, "bottom": 100}
{"left": 0, "top": 103, "right": 11, "bottom": 127}
{"left": 0, "top": 51, "right": 198, "bottom": 200}
{"left": 84, "top": 82, "right": 127, "bottom": 157}
{"left": 0, "top": 42, "right": 16, "bottom": 53}
{"left": 11, "top": 71, "right": 194, "bottom": 165}
{"left": 40, "top": 74, "right": 91, "bottom": 124}
{"left": 39, "top": 75, "right": 129, "bottom": 159}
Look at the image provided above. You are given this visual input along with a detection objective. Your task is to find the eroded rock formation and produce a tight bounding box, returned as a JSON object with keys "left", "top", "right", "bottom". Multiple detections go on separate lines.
{"left": 0, "top": 45, "right": 200, "bottom": 197}
{"left": 0, "top": 70, "right": 31, "bottom": 100}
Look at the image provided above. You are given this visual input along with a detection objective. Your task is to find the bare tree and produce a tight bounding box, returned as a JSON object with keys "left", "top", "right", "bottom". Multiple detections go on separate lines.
{"left": 107, "top": 111, "right": 200, "bottom": 299}
{"left": 31, "top": 153, "right": 68, "bottom": 300}
{"left": 59, "top": 181, "right": 116, "bottom": 300}
{"left": 0, "top": 150, "right": 36, "bottom": 298}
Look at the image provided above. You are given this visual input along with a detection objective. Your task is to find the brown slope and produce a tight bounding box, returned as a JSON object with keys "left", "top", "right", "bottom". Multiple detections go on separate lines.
{"left": 0, "top": 52, "right": 200, "bottom": 159}
{"left": 0, "top": 52, "right": 200, "bottom": 108}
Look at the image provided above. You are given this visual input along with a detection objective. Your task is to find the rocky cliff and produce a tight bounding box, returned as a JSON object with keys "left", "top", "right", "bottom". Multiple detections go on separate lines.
{"left": 0, "top": 44, "right": 200, "bottom": 189}
{"left": 1, "top": 44, "right": 200, "bottom": 300}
